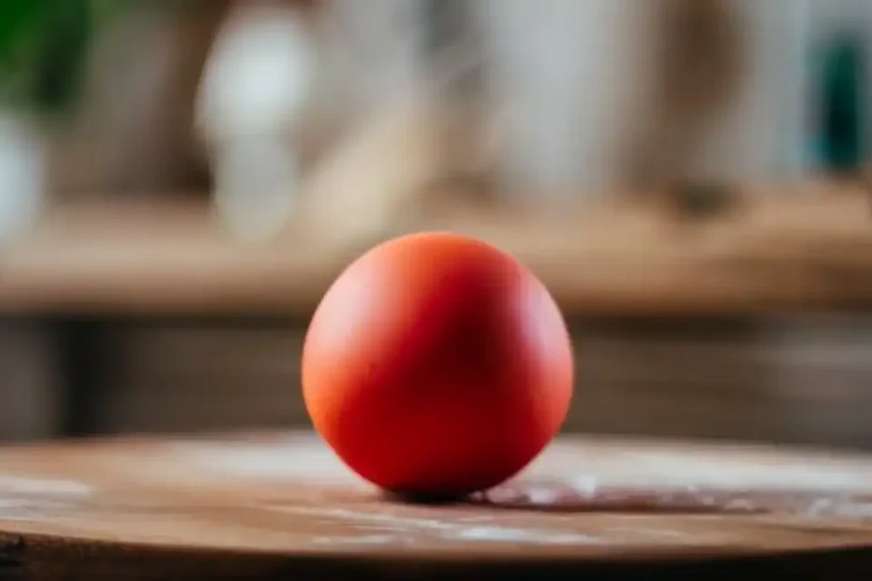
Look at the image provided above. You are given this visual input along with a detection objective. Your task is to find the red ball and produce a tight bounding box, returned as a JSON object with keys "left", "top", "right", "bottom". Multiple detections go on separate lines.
{"left": 302, "top": 232, "right": 573, "bottom": 495}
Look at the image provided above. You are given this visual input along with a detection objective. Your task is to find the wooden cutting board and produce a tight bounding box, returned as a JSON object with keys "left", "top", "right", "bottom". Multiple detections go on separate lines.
{"left": 0, "top": 432, "right": 871, "bottom": 579}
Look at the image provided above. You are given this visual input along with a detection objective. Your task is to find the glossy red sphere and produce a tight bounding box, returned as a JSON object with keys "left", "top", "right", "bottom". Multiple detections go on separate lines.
{"left": 302, "top": 232, "right": 573, "bottom": 495}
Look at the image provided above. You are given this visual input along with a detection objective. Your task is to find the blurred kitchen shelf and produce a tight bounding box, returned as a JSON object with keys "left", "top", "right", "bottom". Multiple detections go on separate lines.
{"left": 1, "top": 179, "right": 871, "bottom": 317}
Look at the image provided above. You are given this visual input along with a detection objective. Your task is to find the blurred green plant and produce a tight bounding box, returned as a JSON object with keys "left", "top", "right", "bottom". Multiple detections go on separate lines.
{"left": 0, "top": 0, "right": 129, "bottom": 114}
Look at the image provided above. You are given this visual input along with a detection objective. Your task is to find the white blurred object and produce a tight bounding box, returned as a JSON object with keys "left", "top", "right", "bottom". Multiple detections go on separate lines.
{"left": 197, "top": 1, "right": 314, "bottom": 241}
{"left": 476, "top": 0, "right": 808, "bottom": 198}
{"left": 0, "top": 115, "right": 45, "bottom": 244}
{"left": 477, "top": 0, "right": 657, "bottom": 198}
{"left": 211, "top": 138, "right": 299, "bottom": 240}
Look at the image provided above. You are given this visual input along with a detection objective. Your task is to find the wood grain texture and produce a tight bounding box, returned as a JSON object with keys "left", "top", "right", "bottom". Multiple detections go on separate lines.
{"left": 0, "top": 179, "right": 870, "bottom": 317}
{"left": 0, "top": 432, "right": 871, "bottom": 579}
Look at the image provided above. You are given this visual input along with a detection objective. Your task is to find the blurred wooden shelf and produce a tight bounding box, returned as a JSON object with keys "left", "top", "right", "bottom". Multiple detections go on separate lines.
{"left": 0, "top": 180, "right": 870, "bottom": 317}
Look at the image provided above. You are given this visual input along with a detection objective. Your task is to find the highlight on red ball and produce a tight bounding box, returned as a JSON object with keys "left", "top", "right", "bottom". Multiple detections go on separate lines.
{"left": 302, "top": 232, "right": 574, "bottom": 497}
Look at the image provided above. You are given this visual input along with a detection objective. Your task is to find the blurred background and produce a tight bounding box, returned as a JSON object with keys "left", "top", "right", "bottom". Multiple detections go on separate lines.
{"left": 0, "top": 0, "right": 871, "bottom": 448}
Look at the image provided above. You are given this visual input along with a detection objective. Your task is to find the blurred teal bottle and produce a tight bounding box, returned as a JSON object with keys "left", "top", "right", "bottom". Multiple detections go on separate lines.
{"left": 816, "top": 36, "right": 864, "bottom": 172}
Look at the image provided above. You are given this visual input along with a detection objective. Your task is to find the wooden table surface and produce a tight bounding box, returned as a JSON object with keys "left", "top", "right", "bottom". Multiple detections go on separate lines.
{"left": 1, "top": 432, "right": 871, "bottom": 579}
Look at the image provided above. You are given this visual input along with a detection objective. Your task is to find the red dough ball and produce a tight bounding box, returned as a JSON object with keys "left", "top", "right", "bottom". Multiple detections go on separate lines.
{"left": 303, "top": 232, "right": 573, "bottom": 496}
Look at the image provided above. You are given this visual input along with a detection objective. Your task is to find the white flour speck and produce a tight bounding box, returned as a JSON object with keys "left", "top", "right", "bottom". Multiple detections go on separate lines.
{"left": 456, "top": 526, "right": 599, "bottom": 545}
{"left": 571, "top": 475, "right": 598, "bottom": 497}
